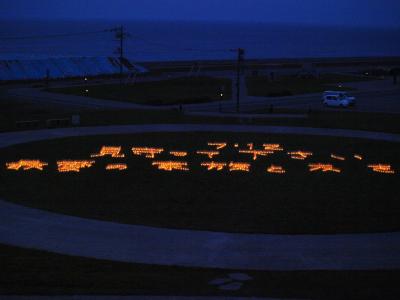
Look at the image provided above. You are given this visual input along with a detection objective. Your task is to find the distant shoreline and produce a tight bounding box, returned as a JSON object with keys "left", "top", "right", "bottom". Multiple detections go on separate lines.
{"left": 2, "top": 55, "right": 399, "bottom": 65}
{"left": 141, "top": 55, "right": 400, "bottom": 63}
{"left": 1, "top": 55, "right": 399, "bottom": 83}
{"left": 142, "top": 56, "right": 400, "bottom": 70}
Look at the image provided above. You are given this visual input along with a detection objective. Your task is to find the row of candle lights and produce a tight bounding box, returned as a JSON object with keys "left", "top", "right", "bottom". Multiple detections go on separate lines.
{"left": 5, "top": 159, "right": 396, "bottom": 174}
{"left": 4, "top": 143, "right": 396, "bottom": 174}
{"left": 85, "top": 145, "right": 366, "bottom": 163}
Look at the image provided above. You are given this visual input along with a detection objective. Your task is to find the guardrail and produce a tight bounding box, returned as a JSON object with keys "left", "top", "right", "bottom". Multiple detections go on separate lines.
{"left": 15, "top": 120, "right": 40, "bottom": 129}
{"left": 14, "top": 115, "right": 80, "bottom": 130}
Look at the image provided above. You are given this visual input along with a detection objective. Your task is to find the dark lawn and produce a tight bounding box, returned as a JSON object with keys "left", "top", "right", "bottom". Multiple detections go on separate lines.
{"left": 246, "top": 73, "right": 371, "bottom": 97}
{"left": 47, "top": 76, "right": 232, "bottom": 105}
{"left": 0, "top": 132, "right": 399, "bottom": 234}
{"left": 0, "top": 244, "right": 399, "bottom": 298}
{"left": 249, "top": 110, "right": 400, "bottom": 134}
{"left": 2, "top": 100, "right": 400, "bottom": 135}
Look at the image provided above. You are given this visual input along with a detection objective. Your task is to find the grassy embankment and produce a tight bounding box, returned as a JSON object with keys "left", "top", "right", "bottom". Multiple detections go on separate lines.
{"left": 1, "top": 243, "right": 399, "bottom": 298}
{"left": 48, "top": 76, "right": 232, "bottom": 105}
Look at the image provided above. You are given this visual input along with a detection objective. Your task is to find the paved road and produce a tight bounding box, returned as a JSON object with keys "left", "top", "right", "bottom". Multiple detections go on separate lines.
{"left": 1, "top": 124, "right": 400, "bottom": 271}
{"left": 186, "top": 80, "right": 400, "bottom": 114}
{"left": 2, "top": 124, "right": 400, "bottom": 149}
{"left": 4, "top": 77, "right": 400, "bottom": 114}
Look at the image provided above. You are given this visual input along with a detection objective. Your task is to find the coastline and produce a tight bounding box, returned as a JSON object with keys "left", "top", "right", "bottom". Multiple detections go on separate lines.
{"left": 142, "top": 55, "right": 400, "bottom": 70}
{"left": 1, "top": 55, "right": 399, "bottom": 83}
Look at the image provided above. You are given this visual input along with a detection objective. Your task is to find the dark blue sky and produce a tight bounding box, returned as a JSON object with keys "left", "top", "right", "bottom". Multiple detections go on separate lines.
{"left": 1, "top": 0, "right": 400, "bottom": 28}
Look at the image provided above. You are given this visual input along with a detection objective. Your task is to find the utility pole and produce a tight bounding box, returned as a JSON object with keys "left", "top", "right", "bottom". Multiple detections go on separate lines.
{"left": 236, "top": 48, "right": 245, "bottom": 113}
{"left": 118, "top": 26, "right": 124, "bottom": 85}
{"left": 112, "top": 26, "right": 126, "bottom": 85}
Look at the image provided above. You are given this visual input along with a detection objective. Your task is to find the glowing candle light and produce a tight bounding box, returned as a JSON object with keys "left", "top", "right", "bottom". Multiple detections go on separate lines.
{"left": 354, "top": 154, "right": 363, "bottom": 160}
{"left": 6, "top": 159, "right": 48, "bottom": 171}
{"left": 57, "top": 160, "right": 95, "bottom": 172}
{"left": 239, "top": 149, "right": 273, "bottom": 160}
{"left": 207, "top": 142, "right": 227, "bottom": 150}
{"left": 308, "top": 163, "right": 341, "bottom": 173}
{"left": 196, "top": 150, "right": 220, "bottom": 159}
{"left": 267, "top": 165, "right": 286, "bottom": 174}
{"left": 263, "top": 144, "right": 284, "bottom": 151}
{"left": 200, "top": 161, "right": 226, "bottom": 171}
{"left": 152, "top": 161, "right": 189, "bottom": 171}
{"left": 367, "top": 164, "right": 395, "bottom": 174}
{"left": 228, "top": 162, "right": 251, "bottom": 172}
{"left": 91, "top": 146, "right": 125, "bottom": 158}
{"left": 331, "top": 154, "right": 345, "bottom": 161}
{"left": 288, "top": 151, "right": 313, "bottom": 160}
{"left": 106, "top": 163, "right": 128, "bottom": 171}
{"left": 132, "top": 147, "right": 164, "bottom": 158}
{"left": 169, "top": 151, "right": 188, "bottom": 157}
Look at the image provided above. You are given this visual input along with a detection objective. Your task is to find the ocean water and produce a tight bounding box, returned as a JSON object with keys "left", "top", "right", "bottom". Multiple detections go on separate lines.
{"left": 0, "top": 20, "right": 399, "bottom": 62}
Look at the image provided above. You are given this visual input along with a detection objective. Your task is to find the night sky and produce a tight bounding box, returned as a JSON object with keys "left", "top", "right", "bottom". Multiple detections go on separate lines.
{"left": 1, "top": 0, "right": 400, "bottom": 28}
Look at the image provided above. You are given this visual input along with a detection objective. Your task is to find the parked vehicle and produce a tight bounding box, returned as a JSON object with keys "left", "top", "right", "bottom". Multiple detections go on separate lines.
{"left": 322, "top": 91, "right": 356, "bottom": 107}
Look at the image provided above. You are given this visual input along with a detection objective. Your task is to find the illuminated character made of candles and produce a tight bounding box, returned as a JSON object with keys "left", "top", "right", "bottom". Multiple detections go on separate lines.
{"left": 367, "top": 164, "right": 395, "bottom": 174}
{"left": 228, "top": 162, "right": 251, "bottom": 172}
{"left": 91, "top": 146, "right": 125, "bottom": 158}
{"left": 267, "top": 165, "right": 286, "bottom": 174}
{"left": 6, "top": 159, "right": 48, "bottom": 171}
{"left": 196, "top": 150, "right": 220, "bottom": 159}
{"left": 201, "top": 161, "right": 227, "bottom": 171}
{"left": 152, "top": 161, "right": 189, "bottom": 171}
{"left": 105, "top": 163, "right": 128, "bottom": 171}
{"left": 288, "top": 151, "right": 313, "bottom": 160}
{"left": 132, "top": 147, "right": 164, "bottom": 158}
{"left": 169, "top": 151, "right": 188, "bottom": 157}
{"left": 57, "top": 160, "right": 95, "bottom": 172}
{"left": 308, "top": 163, "right": 341, "bottom": 173}
{"left": 331, "top": 154, "right": 345, "bottom": 161}
{"left": 238, "top": 149, "right": 273, "bottom": 160}
{"left": 263, "top": 144, "right": 284, "bottom": 152}
{"left": 207, "top": 142, "right": 227, "bottom": 150}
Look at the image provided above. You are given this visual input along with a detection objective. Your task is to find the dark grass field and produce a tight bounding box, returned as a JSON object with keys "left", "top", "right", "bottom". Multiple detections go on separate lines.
{"left": 47, "top": 76, "right": 232, "bottom": 105}
{"left": 1, "top": 132, "right": 399, "bottom": 234}
{"left": 246, "top": 73, "right": 371, "bottom": 97}
{"left": 1, "top": 243, "right": 399, "bottom": 298}
{"left": 3, "top": 95, "right": 400, "bottom": 135}
{"left": 252, "top": 110, "right": 400, "bottom": 134}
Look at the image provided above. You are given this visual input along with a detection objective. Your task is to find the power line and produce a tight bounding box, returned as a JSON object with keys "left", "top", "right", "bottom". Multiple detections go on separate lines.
{"left": 109, "top": 26, "right": 129, "bottom": 84}
{"left": 0, "top": 27, "right": 235, "bottom": 54}
{"left": 0, "top": 27, "right": 242, "bottom": 63}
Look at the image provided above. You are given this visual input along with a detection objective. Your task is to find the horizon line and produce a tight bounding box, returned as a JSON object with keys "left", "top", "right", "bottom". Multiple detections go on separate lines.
{"left": 1, "top": 17, "right": 399, "bottom": 30}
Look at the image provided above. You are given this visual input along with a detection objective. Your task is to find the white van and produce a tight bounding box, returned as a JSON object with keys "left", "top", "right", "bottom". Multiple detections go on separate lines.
{"left": 322, "top": 91, "right": 356, "bottom": 107}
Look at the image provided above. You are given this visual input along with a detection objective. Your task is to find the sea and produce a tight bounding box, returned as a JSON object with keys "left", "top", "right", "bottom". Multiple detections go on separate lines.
{"left": 0, "top": 19, "right": 399, "bottom": 62}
